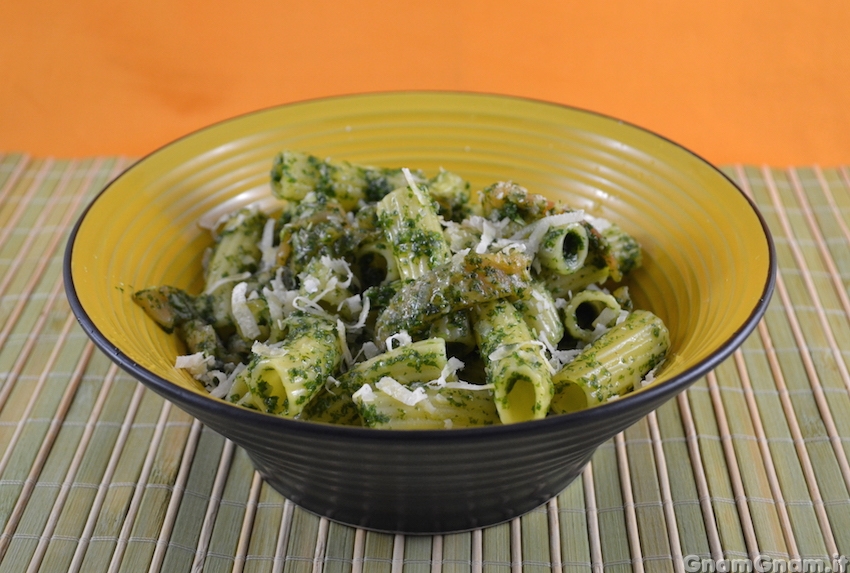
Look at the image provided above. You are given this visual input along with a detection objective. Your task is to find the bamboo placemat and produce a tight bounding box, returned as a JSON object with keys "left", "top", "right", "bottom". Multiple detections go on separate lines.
{"left": 1, "top": 154, "right": 850, "bottom": 573}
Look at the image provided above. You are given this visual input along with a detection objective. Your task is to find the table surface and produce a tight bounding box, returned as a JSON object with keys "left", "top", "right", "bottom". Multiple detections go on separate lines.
{"left": 1, "top": 153, "right": 850, "bottom": 572}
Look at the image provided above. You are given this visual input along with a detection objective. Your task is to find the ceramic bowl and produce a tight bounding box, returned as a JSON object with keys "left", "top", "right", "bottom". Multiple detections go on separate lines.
{"left": 65, "top": 92, "right": 775, "bottom": 533}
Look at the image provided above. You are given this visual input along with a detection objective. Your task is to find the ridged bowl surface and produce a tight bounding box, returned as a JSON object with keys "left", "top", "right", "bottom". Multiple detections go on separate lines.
{"left": 65, "top": 92, "right": 775, "bottom": 533}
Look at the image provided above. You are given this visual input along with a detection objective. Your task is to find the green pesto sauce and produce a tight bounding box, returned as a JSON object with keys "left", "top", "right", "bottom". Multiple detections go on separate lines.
{"left": 584, "top": 230, "right": 609, "bottom": 269}
{"left": 251, "top": 378, "right": 283, "bottom": 414}
{"left": 288, "top": 220, "right": 359, "bottom": 271}
{"left": 393, "top": 228, "right": 447, "bottom": 266}
{"left": 359, "top": 403, "right": 391, "bottom": 427}
{"left": 541, "top": 227, "right": 562, "bottom": 251}
{"left": 364, "top": 282, "right": 402, "bottom": 308}
{"left": 364, "top": 175, "right": 395, "bottom": 203}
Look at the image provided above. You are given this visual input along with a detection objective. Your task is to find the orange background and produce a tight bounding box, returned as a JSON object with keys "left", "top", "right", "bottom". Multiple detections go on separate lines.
{"left": 2, "top": 0, "right": 848, "bottom": 166}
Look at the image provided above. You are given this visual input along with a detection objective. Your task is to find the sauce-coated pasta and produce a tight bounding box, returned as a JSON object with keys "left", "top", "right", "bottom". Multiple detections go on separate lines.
{"left": 133, "top": 151, "right": 669, "bottom": 428}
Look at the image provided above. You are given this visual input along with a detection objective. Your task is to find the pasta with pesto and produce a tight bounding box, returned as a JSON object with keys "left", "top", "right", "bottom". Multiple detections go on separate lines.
{"left": 132, "top": 150, "right": 670, "bottom": 428}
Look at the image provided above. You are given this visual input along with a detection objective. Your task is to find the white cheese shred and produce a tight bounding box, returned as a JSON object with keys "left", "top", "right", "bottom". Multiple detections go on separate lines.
{"left": 251, "top": 340, "right": 287, "bottom": 358}
{"left": 641, "top": 360, "right": 665, "bottom": 387}
{"left": 344, "top": 294, "right": 371, "bottom": 332}
{"left": 231, "top": 282, "right": 261, "bottom": 340}
{"left": 539, "top": 332, "right": 580, "bottom": 373}
{"left": 488, "top": 341, "right": 555, "bottom": 374}
{"left": 507, "top": 211, "right": 585, "bottom": 260}
{"left": 386, "top": 331, "right": 413, "bottom": 351}
{"left": 451, "top": 248, "right": 471, "bottom": 265}
{"left": 209, "top": 362, "right": 247, "bottom": 399}
{"left": 322, "top": 256, "right": 354, "bottom": 289}
{"left": 292, "top": 296, "right": 334, "bottom": 320}
{"left": 475, "top": 220, "right": 497, "bottom": 254}
{"left": 584, "top": 214, "right": 612, "bottom": 233}
{"left": 301, "top": 275, "right": 321, "bottom": 294}
{"left": 260, "top": 217, "right": 277, "bottom": 271}
{"left": 337, "top": 319, "right": 354, "bottom": 369}
{"left": 175, "top": 352, "right": 214, "bottom": 379}
{"left": 352, "top": 383, "right": 376, "bottom": 404}
{"left": 376, "top": 376, "right": 428, "bottom": 406}
{"left": 402, "top": 167, "right": 430, "bottom": 207}
{"left": 204, "top": 271, "right": 251, "bottom": 295}
{"left": 360, "top": 341, "right": 380, "bottom": 360}
{"left": 427, "top": 357, "right": 466, "bottom": 388}
{"left": 324, "top": 375, "right": 342, "bottom": 395}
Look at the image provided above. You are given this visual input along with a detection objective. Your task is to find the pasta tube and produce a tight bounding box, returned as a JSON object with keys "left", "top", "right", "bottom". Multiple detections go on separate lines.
{"left": 132, "top": 285, "right": 208, "bottom": 334}
{"left": 375, "top": 251, "right": 532, "bottom": 342}
{"left": 377, "top": 182, "right": 452, "bottom": 280}
{"left": 479, "top": 181, "right": 557, "bottom": 230}
{"left": 472, "top": 299, "right": 553, "bottom": 424}
{"left": 355, "top": 238, "right": 400, "bottom": 288}
{"left": 601, "top": 222, "right": 642, "bottom": 281}
{"left": 276, "top": 199, "right": 359, "bottom": 274}
{"left": 270, "top": 150, "right": 324, "bottom": 202}
{"left": 550, "top": 309, "right": 669, "bottom": 413}
{"left": 324, "top": 159, "right": 370, "bottom": 211}
{"left": 341, "top": 337, "right": 497, "bottom": 428}
{"left": 303, "top": 337, "right": 451, "bottom": 425}
{"left": 536, "top": 222, "right": 589, "bottom": 275}
{"left": 563, "top": 289, "right": 623, "bottom": 343}
{"left": 340, "top": 337, "right": 497, "bottom": 429}
{"left": 205, "top": 208, "right": 266, "bottom": 286}
{"left": 352, "top": 381, "right": 499, "bottom": 430}
{"left": 343, "top": 337, "right": 449, "bottom": 391}
{"left": 426, "top": 169, "right": 475, "bottom": 222}
{"left": 429, "top": 311, "right": 477, "bottom": 356}
{"left": 298, "top": 383, "right": 362, "bottom": 426}
{"left": 239, "top": 313, "right": 342, "bottom": 417}
{"left": 271, "top": 150, "right": 420, "bottom": 209}
{"left": 512, "top": 282, "right": 564, "bottom": 345}
{"left": 543, "top": 264, "right": 610, "bottom": 299}
{"left": 204, "top": 208, "right": 267, "bottom": 328}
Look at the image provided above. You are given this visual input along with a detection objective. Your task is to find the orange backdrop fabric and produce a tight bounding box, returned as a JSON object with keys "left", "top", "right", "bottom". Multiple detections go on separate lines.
{"left": 2, "top": 0, "right": 848, "bottom": 165}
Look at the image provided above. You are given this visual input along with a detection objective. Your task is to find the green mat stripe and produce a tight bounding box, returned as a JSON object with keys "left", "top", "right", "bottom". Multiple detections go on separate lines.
{"left": 1, "top": 160, "right": 849, "bottom": 572}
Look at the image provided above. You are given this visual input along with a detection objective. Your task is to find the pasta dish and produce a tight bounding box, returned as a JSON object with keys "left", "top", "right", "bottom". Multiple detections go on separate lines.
{"left": 132, "top": 151, "right": 669, "bottom": 429}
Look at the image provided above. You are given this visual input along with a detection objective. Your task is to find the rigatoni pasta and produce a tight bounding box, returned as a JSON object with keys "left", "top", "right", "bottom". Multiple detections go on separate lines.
{"left": 550, "top": 310, "right": 670, "bottom": 413}
{"left": 133, "top": 150, "right": 670, "bottom": 429}
{"left": 471, "top": 298, "right": 554, "bottom": 424}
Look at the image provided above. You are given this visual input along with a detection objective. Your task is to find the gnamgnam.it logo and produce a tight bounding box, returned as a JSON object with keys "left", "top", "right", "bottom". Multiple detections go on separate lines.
{"left": 683, "top": 555, "right": 849, "bottom": 573}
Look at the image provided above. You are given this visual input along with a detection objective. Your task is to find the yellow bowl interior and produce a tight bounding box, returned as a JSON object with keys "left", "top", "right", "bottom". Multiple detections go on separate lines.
{"left": 68, "top": 92, "right": 772, "bottom": 404}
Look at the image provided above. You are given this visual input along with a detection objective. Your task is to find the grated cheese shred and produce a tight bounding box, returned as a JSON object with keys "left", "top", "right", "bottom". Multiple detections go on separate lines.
{"left": 231, "top": 282, "right": 261, "bottom": 340}
{"left": 376, "top": 376, "right": 428, "bottom": 406}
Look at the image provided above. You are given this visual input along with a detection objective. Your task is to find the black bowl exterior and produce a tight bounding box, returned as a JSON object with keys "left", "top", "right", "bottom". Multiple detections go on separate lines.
{"left": 156, "top": 381, "right": 671, "bottom": 533}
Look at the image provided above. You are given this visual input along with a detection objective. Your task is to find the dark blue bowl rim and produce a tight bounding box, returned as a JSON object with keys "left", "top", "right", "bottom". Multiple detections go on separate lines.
{"left": 63, "top": 90, "right": 778, "bottom": 443}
